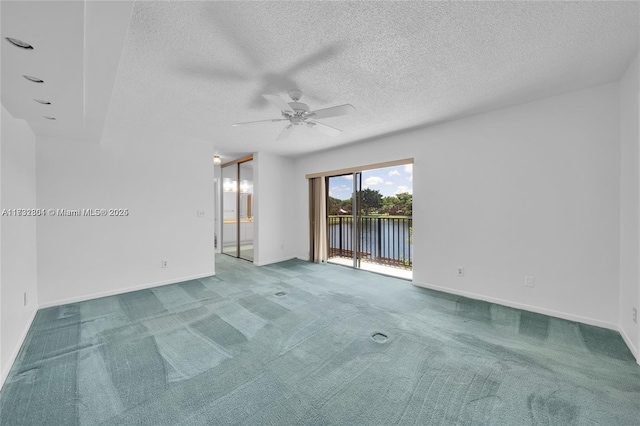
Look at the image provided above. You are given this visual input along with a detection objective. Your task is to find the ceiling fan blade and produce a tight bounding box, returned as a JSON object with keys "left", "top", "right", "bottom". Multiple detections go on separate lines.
{"left": 263, "top": 94, "right": 294, "bottom": 113}
{"left": 308, "top": 120, "right": 342, "bottom": 137}
{"left": 232, "top": 118, "right": 288, "bottom": 127}
{"left": 277, "top": 124, "right": 294, "bottom": 141}
{"left": 308, "top": 104, "right": 355, "bottom": 120}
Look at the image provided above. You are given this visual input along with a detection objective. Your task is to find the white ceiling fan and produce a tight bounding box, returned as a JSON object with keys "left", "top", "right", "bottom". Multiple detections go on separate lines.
{"left": 232, "top": 89, "right": 355, "bottom": 141}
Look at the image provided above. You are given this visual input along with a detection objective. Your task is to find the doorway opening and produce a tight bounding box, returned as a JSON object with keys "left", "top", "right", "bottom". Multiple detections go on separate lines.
{"left": 221, "top": 156, "right": 254, "bottom": 261}
{"left": 326, "top": 163, "right": 413, "bottom": 279}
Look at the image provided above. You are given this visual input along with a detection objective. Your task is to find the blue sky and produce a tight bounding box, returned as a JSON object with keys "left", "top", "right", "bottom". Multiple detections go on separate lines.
{"left": 328, "top": 164, "right": 413, "bottom": 200}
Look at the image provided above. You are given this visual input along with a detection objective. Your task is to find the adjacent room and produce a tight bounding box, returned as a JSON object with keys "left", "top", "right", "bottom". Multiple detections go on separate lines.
{"left": 1, "top": 1, "right": 639, "bottom": 425}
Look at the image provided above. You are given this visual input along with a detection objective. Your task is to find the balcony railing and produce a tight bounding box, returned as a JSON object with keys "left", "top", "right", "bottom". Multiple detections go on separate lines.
{"left": 328, "top": 215, "right": 412, "bottom": 269}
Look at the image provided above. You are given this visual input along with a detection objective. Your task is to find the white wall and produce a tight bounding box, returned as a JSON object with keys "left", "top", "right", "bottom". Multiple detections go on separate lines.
{"left": 36, "top": 125, "right": 215, "bottom": 307}
{"left": 293, "top": 83, "right": 621, "bottom": 329}
{"left": 254, "top": 152, "right": 296, "bottom": 266}
{"left": 1, "top": 105, "right": 38, "bottom": 386}
{"left": 619, "top": 53, "right": 640, "bottom": 361}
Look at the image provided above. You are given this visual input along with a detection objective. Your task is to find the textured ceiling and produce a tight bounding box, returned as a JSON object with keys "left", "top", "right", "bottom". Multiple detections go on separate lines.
{"left": 3, "top": 2, "right": 640, "bottom": 158}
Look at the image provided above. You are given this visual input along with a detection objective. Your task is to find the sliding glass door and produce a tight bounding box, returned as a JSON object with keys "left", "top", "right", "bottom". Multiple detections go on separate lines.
{"left": 327, "top": 172, "right": 362, "bottom": 268}
{"left": 325, "top": 163, "right": 413, "bottom": 279}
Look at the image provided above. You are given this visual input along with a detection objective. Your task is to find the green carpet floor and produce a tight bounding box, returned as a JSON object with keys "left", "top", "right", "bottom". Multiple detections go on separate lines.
{"left": 1, "top": 255, "right": 639, "bottom": 425}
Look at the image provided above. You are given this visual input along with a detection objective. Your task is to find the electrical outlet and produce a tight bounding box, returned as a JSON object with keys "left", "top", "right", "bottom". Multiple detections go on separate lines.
{"left": 525, "top": 276, "right": 535, "bottom": 288}
{"left": 633, "top": 307, "right": 637, "bottom": 324}
{"left": 456, "top": 266, "right": 464, "bottom": 277}
{"left": 161, "top": 260, "right": 169, "bottom": 268}
{"left": 197, "top": 210, "right": 205, "bottom": 218}
{"left": 23, "top": 292, "right": 27, "bottom": 307}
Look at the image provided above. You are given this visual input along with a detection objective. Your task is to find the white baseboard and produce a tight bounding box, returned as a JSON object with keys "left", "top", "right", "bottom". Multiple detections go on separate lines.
{"left": 255, "top": 256, "right": 296, "bottom": 266}
{"left": 38, "top": 271, "right": 215, "bottom": 309}
{"left": 1, "top": 307, "right": 38, "bottom": 390}
{"left": 618, "top": 325, "right": 640, "bottom": 365}
{"left": 412, "top": 280, "right": 618, "bottom": 331}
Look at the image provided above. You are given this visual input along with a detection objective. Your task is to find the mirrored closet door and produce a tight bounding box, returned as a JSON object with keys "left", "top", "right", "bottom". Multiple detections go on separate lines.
{"left": 221, "top": 156, "right": 254, "bottom": 261}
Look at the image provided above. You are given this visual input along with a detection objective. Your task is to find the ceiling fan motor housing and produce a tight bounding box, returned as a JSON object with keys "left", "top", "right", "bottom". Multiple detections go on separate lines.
{"left": 285, "top": 101, "right": 311, "bottom": 124}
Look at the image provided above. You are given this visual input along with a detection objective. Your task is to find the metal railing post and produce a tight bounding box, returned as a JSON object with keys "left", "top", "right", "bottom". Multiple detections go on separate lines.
{"left": 339, "top": 216, "right": 343, "bottom": 257}
{"left": 377, "top": 218, "right": 382, "bottom": 261}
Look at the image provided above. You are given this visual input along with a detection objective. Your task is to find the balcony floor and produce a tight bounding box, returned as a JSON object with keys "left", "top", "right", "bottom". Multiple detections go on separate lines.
{"left": 328, "top": 256, "right": 413, "bottom": 280}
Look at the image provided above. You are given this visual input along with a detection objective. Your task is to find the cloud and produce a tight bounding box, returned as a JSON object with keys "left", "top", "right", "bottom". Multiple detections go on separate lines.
{"left": 385, "top": 181, "right": 393, "bottom": 185}
{"left": 388, "top": 169, "right": 400, "bottom": 177}
{"left": 395, "top": 186, "right": 412, "bottom": 195}
{"left": 408, "top": 175, "right": 413, "bottom": 182}
{"left": 364, "top": 176, "right": 384, "bottom": 187}
{"left": 329, "top": 184, "right": 353, "bottom": 200}
{"left": 330, "top": 185, "right": 351, "bottom": 196}
{"left": 344, "top": 175, "right": 353, "bottom": 181}
{"left": 404, "top": 164, "right": 413, "bottom": 173}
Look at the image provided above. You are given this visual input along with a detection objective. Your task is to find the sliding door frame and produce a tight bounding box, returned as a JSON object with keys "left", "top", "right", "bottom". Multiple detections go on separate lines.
{"left": 353, "top": 172, "right": 362, "bottom": 269}
{"left": 221, "top": 155, "right": 254, "bottom": 261}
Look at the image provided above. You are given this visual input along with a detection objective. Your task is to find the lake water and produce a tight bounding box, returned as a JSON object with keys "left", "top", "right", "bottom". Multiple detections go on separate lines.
{"left": 328, "top": 216, "right": 412, "bottom": 264}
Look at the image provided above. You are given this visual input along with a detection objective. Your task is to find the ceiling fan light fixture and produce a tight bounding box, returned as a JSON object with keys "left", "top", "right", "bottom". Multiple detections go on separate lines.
{"left": 34, "top": 99, "right": 51, "bottom": 105}
{"left": 5, "top": 37, "right": 33, "bottom": 50}
{"left": 23, "top": 75, "right": 44, "bottom": 83}
{"left": 287, "top": 89, "right": 303, "bottom": 101}
{"left": 213, "top": 155, "right": 221, "bottom": 165}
